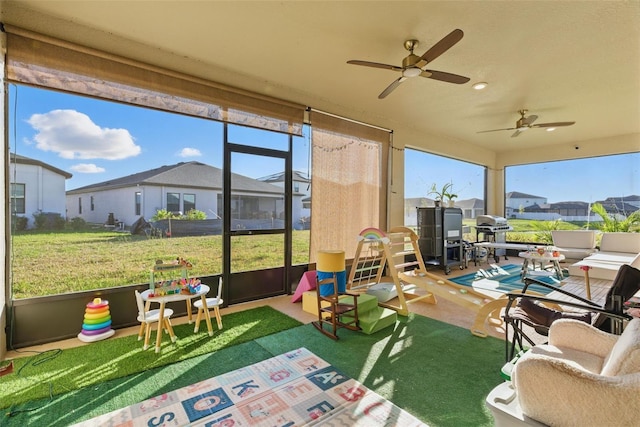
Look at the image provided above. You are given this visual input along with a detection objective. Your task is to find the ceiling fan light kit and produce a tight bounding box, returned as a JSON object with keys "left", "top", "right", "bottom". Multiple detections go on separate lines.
{"left": 478, "top": 109, "right": 575, "bottom": 137}
{"left": 347, "top": 30, "right": 470, "bottom": 99}
{"left": 402, "top": 67, "right": 422, "bottom": 78}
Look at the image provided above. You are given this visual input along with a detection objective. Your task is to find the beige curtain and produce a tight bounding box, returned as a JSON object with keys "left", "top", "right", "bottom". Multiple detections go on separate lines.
{"left": 4, "top": 25, "right": 304, "bottom": 136}
{"left": 309, "top": 111, "right": 390, "bottom": 262}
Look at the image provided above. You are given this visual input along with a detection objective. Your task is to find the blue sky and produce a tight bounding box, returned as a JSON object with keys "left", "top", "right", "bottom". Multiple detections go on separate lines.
{"left": 405, "top": 148, "right": 639, "bottom": 204}
{"left": 9, "top": 84, "right": 639, "bottom": 203}
{"left": 9, "top": 85, "right": 308, "bottom": 190}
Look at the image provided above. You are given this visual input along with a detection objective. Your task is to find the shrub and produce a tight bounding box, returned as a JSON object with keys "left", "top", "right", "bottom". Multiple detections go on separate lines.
{"left": 590, "top": 202, "right": 640, "bottom": 232}
{"left": 33, "top": 211, "right": 47, "bottom": 230}
{"left": 12, "top": 215, "right": 28, "bottom": 231}
{"left": 528, "top": 219, "right": 563, "bottom": 244}
{"left": 68, "top": 217, "right": 88, "bottom": 231}
{"left": 184, "top": 209, "right": 207, "bottom": 220}
{"left": 151, "top": 209, "right": 180, "bottom": 221}
{"left": 33, "top": 211, "right": 65, "bottom": 230}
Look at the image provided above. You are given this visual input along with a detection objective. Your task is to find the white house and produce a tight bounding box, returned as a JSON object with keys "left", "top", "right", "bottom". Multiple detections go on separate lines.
{"left": 65, "top": 161, "right": 306, "bottom": 228}
{"left": 10, "top": 154, "right": 72, "bottom": 228}
{"left": 505, "top": 191, "right": 547, "bottom": 218}
{"left": 258, "top": 170, "right": 310, "bottom": 229}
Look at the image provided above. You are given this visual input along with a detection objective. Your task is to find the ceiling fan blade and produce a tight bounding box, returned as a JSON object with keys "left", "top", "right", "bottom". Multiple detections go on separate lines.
{"left": 476, "top": 127, "right": 517, "bottom": 134}
{"left": 524, "top": 115, "right": 539, "bottom": 126}
{"left": 347, "top": 60, "right": 402, "bottom": 72}
{"left": 511, "top": 129, "right": 524, "bottom": 138}
{"left": 378, "top": 77, "right": 406, "bottom": 99}
{"left": 421, "top": 69, "right": 470, "bottom": 84}
{"left": 532, "top": 121, "right": 576, "bottom": 128}
{"left": 417, "top": 29, "right": 464, "bottom": 66}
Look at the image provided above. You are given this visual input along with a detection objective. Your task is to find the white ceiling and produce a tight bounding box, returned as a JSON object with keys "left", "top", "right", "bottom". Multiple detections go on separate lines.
{"left": 2, "top": 1, "right": 639, "bottom": 157}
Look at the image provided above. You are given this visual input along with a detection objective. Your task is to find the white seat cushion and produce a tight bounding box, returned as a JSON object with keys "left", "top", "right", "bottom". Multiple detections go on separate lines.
{"left": 193, "top": 297, "right": 223, "bottom": 308}
{"left": 526, "top": 344, "right": 604, "bottom": 374}
{"left": 138, "top": 308, "right": 174, "bottom": 323}
{"left": 601, "top": 318, "right": 640, "bottom": 376}
{"left": 600, "top": 232, "right": 640, "bottom": 254}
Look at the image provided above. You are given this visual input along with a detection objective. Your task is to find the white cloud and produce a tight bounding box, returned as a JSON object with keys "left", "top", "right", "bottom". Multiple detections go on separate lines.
{"left": 178, "top": 147, "right": 202, "bottom": 158}
{"left": 27, "top": 109, "right": 141, "bottom": 160}
{"left": 70, "top": 163, "right": 106, "bottom": 174}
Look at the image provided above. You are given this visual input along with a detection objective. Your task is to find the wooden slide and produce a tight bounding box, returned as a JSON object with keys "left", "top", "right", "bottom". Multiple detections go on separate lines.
{"left": 397, "top": 269, "right": 509, "bottom": 337}
{"left": 348, "top": 226, "right": 527, "bottom": 337}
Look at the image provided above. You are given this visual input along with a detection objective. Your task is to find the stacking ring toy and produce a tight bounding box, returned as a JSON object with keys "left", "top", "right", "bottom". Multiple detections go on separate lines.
{"left": 78, "top": 298, "right": 115, "bottom": 343}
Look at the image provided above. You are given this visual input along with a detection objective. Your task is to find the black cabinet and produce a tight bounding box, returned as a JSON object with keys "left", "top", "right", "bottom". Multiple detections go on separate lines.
{"left": 417, "top": 207, "right": 464, "bottom": 274}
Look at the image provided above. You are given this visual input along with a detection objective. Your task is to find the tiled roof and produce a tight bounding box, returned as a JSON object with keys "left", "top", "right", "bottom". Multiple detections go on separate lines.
{"left": 258, "top": 170, "right": 310, "bottom": 183}
{"left": 67, "top": 161, "right": 283, "bottom": 194}
{"left": 506, "top": 191, "right": 544, "bottom": 199}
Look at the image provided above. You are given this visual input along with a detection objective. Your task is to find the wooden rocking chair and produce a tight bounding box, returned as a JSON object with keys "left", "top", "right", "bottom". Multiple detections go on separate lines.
{"left": 312, "top": 273, "right": 361, "bottom": 340}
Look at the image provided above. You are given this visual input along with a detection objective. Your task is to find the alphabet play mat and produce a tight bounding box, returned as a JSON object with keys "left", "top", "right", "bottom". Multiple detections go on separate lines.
{"left": 73, "top": 347, "right": 426, "bottom": 426}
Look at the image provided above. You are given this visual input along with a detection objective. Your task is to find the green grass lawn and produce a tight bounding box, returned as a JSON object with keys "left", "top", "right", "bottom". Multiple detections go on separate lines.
{"left": 10, "top": 229, "right": 310, "bottom": 299}
{"left": 10, "top": 219, "right": 592, "bottom": 299}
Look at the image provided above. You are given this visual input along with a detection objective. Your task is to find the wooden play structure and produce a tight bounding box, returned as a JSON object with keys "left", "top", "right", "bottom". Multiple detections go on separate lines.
{"left": 347, "top": 226, "right": 522, "bottom": 337}
{"left": 347, "top": 227, "right": 436, "bottom": 316}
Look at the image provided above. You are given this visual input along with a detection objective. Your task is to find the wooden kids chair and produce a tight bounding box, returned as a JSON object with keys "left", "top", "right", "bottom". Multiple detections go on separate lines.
{"left": 134, "top": 290, "right": 175, "bottom": 351}
{"left": 312, "top": 273, "right": 360, "bottom": 340}
{"left": 193, "top": 277, "right": 224, "bottom": 334}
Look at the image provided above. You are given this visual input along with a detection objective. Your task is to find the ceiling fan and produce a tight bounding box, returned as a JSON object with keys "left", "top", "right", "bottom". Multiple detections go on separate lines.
{"left": 347, "top": 29, "right": 470, "bottom": 99}
{"left": 478, "top": 109, "right": 576, "bottom": 138}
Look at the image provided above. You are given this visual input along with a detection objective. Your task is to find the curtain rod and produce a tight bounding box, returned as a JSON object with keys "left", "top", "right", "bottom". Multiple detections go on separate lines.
{"left": 308, "top": 107, "right": 393, "bottom": 134}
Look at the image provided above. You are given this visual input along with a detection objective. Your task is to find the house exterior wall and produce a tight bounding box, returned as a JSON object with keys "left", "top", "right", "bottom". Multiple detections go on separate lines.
{"left": 262, "top": 177, "right": 310, "bottom": 229}
{"left": 10, "top": 162, "right": 68, "bottom": 227}
{"left": 66, "top": 185, "right": 297, "bottom": 227}
{"left": 505, "top": 196, "right": 547, "bottom": 212}
{"left": 291, "top": 178, "right": 310, "bottom": 228}
{"left": 292, "top": 195, "right": 310, "bottom": 229}
{"left": 153, "top": 186, "right": 219, "bottom": 220}
{"left": 66, "top": 185, "right": 222, "bottom": 226}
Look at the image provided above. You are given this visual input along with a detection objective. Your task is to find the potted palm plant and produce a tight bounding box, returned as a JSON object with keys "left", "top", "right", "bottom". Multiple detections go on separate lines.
{"left": 428, "top": 183, "right": 458, "bottom": 207}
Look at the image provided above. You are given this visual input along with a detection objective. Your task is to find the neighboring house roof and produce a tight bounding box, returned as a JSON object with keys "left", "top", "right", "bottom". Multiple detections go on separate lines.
{"left": 258, "top": 170, "right": 310, "bottom": 183}
{"left": 67, "top": 161, "right": 283, "bottom": 195}
{"left": 597, "top": 195, "right": 640, "bottom": 214}
{"left": 10, "top": 154, "right": 72, "bottom": 179}
{"left": 600, "top": 195, "right": 640, "bottom": 202}
{"left": 550, "top": 201, "right": 590, "bottom": 209}
{"left": 522, "top": 203, "right": 544, "bottom": 212}
{"left": 524, "top": 201, "right": 590, "bottom": 212}
{"left": 506, "top": 191, "right": 544, "bottom": 199}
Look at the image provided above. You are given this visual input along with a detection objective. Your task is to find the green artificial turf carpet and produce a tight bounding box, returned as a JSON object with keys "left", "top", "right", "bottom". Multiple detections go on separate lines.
{"left": 1, "top": 311, "right": 505, "bottom": 427}
{"left": 255, "top": 313, "right": 505, "bottom": 427}
{"left": 0, "top": 305, "right": 301, "bottom": 410}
